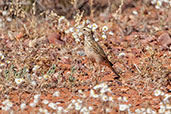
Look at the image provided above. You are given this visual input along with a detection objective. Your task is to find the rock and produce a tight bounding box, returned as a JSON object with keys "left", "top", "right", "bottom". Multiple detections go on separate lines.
{"left": 77, "top": 51, "right": 86, "bottom": 56}
{"left": 47, "top": 32, "right": 65, "bottom": 47}
{"left": 158, "top": 32, "right": 171, "bottom": 48}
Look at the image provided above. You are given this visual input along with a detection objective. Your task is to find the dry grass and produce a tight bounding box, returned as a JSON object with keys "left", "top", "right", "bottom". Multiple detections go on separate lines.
{"left": 0, "top": 0, "right": 170, "bottom": 114}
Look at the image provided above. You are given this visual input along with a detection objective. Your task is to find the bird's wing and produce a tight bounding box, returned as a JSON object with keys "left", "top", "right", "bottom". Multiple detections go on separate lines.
{"left": 89, "top": 40, "right": 109, "bottom": 59}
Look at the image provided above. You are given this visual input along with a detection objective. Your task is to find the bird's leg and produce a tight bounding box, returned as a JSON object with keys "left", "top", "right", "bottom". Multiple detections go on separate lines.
{"left": 90, "top": 61, "right": 95, "bottom": 82}
{"left": 95, "top": 63, "right": 99, "bottom": 81}
{"left": 97, "top": 64, "right": 102, "bottom": 82}
{"left": 92, "top": 63, "right": 95, "bottom": 80}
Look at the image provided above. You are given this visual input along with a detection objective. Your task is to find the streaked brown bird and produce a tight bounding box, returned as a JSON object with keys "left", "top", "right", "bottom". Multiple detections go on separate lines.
{"left": 82, "top": 27, "right": 120, "bottom": 78}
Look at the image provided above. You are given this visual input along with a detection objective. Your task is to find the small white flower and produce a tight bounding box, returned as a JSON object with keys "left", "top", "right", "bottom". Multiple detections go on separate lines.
{"left": 77, "top": 99, "right": 83, "bottom": 104}
{"left": 83, "top": 111, "right": 89, "bottom": 114}
{"left": 2, "top": 11, "right": 8, "bottom": 16}
{"left": 163, "top": 94, "right": 171, "bottom": 103}
{"left": 93, "top": 94, "right": 99, "bottom": 98}
{"left": 151, "top": 110, "right": 157, "bottom": 114}
{"left": 94, "top": 83, "right": 108, "bottom": 90}
{"left": 123, "top": 96, "right": 128, "bottom": 102}
{"left": 158, "top": 107, "right": 165, "bottom": 113}
{"left": 90, "top": 89, "right": 95, "bottom": 96}
{"left": 78, "top": 90, "right": 83, "bottom": 94}
{"left": 90, "top": 89, "right": 99, "bottom": 98}
{"left": 137, "top": 108, "right": 144, "bottom": 113}
{"left": 154, "top": 89, "right": 161, "bottom": 96}
{"left": 88, "top": 106, "right": 93, "bottom": 111}
{"left": 6, "top": 60, "right": 10, "bottom": 64}
{"left": 100, "top": 88, "right": 106, "bottom": 94}
{"left": 118, "top": 52, "right": 126, "bottom": 58}
{"left": 2, "top": 99, "right": 10, "bottom": 105}
{"left": 32, "top": 65, "right": 40, "bottom": 72}
{"left": 100, "top": 87, "right": 112, "bottom": 94}
{"left": 1, "top": 106, "right": 10, "bottom": 111}
{"left": 71, "top": 99, "right": 76, "bottom": 103}
{"left": 118, "top": 96, "right": 128, "bottom": 102}
{"left": 151, "top": 0, "right": 156, "bottom": 4}
{"left": 166, "top": 103, "right": 171, "bottom": 109}
{"left": 34, "top": 94, "right": 41, "bottom": 100}
{"left": 132, "top": 10, "right": 138, "bottom": 15}
{"left": 87, "top": 24, "right": 92, "bottom": 29}
{"left": 102, "top": 26, "right": 108, "bottom": 32}
{"left": 101, "top": 94, "right": 108, "bottom": 102}
{"left": 157, "top": 0, "right": 162, "bottom": 6}
{"left": 72, "top": 32, "right": 80, "bottom": 42}
{"left": 92, "top": 23, "right": 98, "bottom": 31}
{"left": 102, "top": 34, "right": 107, "bottom": 39}
{"left": 127, "top": 108, "right": 133, "bottom": 114}
{"left": 0, "top": 18, "right": 2, "bottom": 23}
{"left": 6, "top": 17, "right": 12, "bottom": 22}
{"left": 135, "top": 108, "right": 144, "bottom": 113}
{"left": 56, "top": 102, "right": 61, "bottom": 105}
{"left": 53, "top": 91, "right": 60, "bottom": 97}
{"left": 119, "top": 104, "right": 129, "bottom": 111}
{"left": 155, "top": 5, "right": 160, "bottom": 9}
{"left": 39, "top": 108, "right": 43, "bottom": 112}
{"left": 0, "top": 23, "right": 4, "bottom": 27}
{"left": 94, "top": 37, "right": 99, "bottom": 41}
{"left": 65, "top": 30, "right": 70, "bottom": 34}
{"left": 58, "top": 16, "right": 65, "bottom": 24}
{"left": 75, "top": 102, "right": 82, "bottom": 110}
{"left": 0, "top": 52, "right": 4, "bottom": 60}
{"left": 109, "top": 96, "right": 114, "bottom": 102}
{"left": 15, "top": 78, "right": 24, "bottom": 85}
{"left": 67, "top": 103, "right": 74, "bottom": 109}
{"left": 146, "top": 108, "right": 153, "bottom": 113}
{"left": 80, "top": 21, "right": 86, "bottom": 27}
{"left": 42, "top": 99, "right": 49, "bottom": 105}
{"left": 69, "top": 27, "right": 74, "bottom": 32}
{"left": 0, "top": 63, "right": 5, "bottom": 67}
{"left": 86, "top": 19, "right": 90, "bottom": 24}
{"left": 48, "top": 102, "right": 57, "bottom": 110}
{"left": 63, "top": 109, "right": 69, "bottom": 113}
{"left": 43, "top": 74, "right": 50, "bottom": 79}
{"left": 39, "top": 108, "right": 49, "bottom": 113}
{"left": 78, "top": 32, "right": 83, "bottom": 37}
{"left": 57, "top": 106, "right": 63, "bottom": 113}
{"left": 76, "top": 25, "right": 83, "bottom": 29}
{"left": 109, "top": 31, "right": 114, "bottom": 35}
{"left": 75, "top": 38, "right": 80, "bottom": 42}
{"left": 20, "top": 103, "right": 26, "bottom": 110}
{"left": 165, "top": 110, "right": 171, "bottom": 114}
{"left": 2, "top": 99, "right": 13, "bottom": 108}
{"left": 31, "top": 81, "right": 37, "bottom": 86}
{"left": 72, "top": 32, "right": 78, "bottom": 38}
{"left": 159, "top": 103, "right": 166, "bottom": 113}
{"left": 75, "top": 28, "right": 79, "bottom": 33}
{"left": 80, "top": 107, "right": 88, "bottom": 113}
{"left": 29, "top": 102, "right": 36, "bottom": 107}
{"left": 160, "top": 91, "right": 165, "bottom": 96}
{"left": 65, "top": 27, "right": 74, "bottom": 33}
{"left": 105, "top": 108, "right": 111, "bottom": 113}
{"left": 33, "top": 99, "right": 39, "bottom": 104}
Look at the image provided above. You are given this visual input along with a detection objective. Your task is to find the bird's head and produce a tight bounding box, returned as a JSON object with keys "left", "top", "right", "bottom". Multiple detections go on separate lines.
{"left": 82, "top": 27, "right": 94, "bottom": 38}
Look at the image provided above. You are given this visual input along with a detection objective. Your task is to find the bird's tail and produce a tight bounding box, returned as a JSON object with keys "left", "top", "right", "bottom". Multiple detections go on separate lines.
{"left": 108, "top": 61, "right": 120, "bottom": 78}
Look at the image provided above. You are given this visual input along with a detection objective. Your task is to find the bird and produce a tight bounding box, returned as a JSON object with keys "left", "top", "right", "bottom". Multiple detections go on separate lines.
{"left": 82, "top": 27, "right": 120, "bottom": 79}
